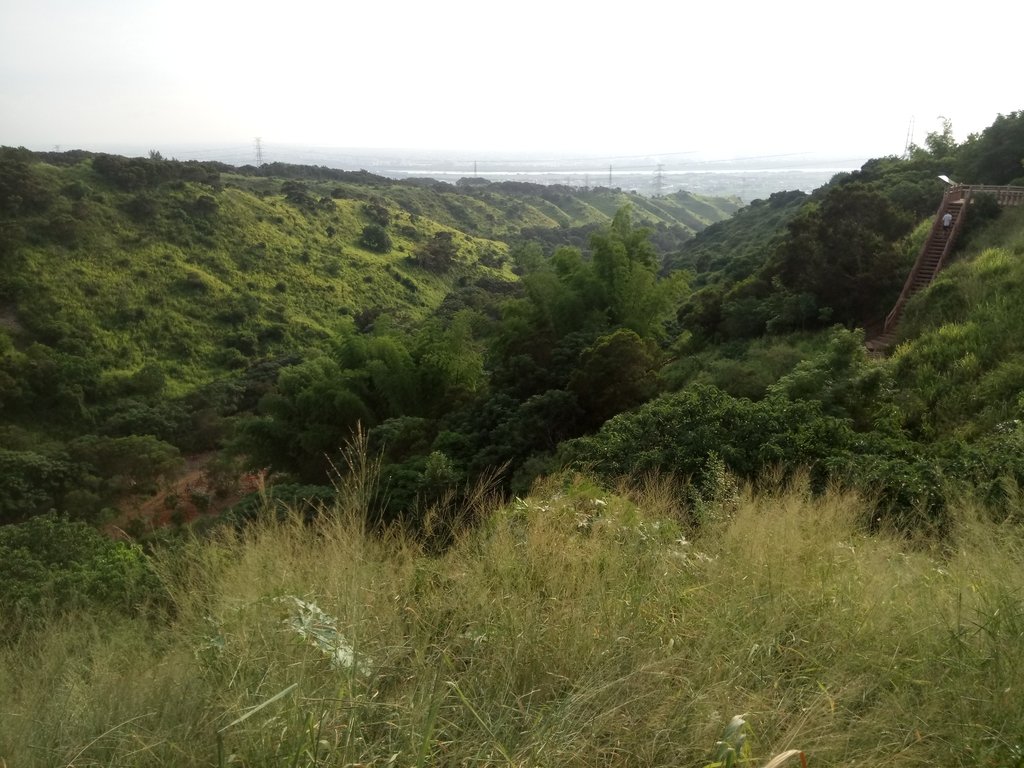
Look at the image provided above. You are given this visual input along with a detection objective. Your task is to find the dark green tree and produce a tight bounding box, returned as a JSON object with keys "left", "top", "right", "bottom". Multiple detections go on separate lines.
{"left": 768, "top": 183, "right": 913, "bottom": 327}
{"left": 359, "top": 223, "right": 393, "bottom": 253}
{"left": 0, "top": 156, "right": 53, "bottom": 215}
{"left": 413, "top": 231, "right": 459, "bottom": 271}
{"left": 590, "top": 206, "right": 687, "bottom": 337}
{"left": 569, "top": 329, "right": 660, "bottom": 428}
{"left": 362, "top": 199, "right": 391, "bottom": 227}
{"left": 235, "top": 357, "right": 376, "bottom": 482}
{"left": 956, "top": 110, "right": 1024, "bottom": 185}
{"left": 563, "top": 384, "right": 852, "bottom": 490}
{"left": 768, "top": 327, "right": 897, "bottom": 432}
{"left": 0, "top": 513, "right": 157, "bottom": 632}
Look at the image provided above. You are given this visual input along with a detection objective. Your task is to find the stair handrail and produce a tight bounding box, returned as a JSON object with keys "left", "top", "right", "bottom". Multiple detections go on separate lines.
{"left": 874, "top": 183, "right": 1024, "bottom": 346}
{"left": 934, "top": 187, "right": 971, "bottom": 274}
{"left": 882, "top": 187, "right": 962, "bottom": 333}
{"left": 958, "top": 184, "right": 1024, "bottom": 206}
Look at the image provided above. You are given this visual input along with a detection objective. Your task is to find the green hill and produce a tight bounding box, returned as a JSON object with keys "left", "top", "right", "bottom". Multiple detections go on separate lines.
{"left": 0, "top": 150, "right": 737, "bottom": 390}
{"left": 4, "top": 113, "right": 1024, "bottom": 768}
{"left": 668, "top": 112, "right": 1024, "bottom": 345}
{"left": 0, "top": 148, "right": 737, "bottom": 525}
{"left": 3, "top": 111, "right": 1024, "bottom": 529}
{"left": 3, "top": 114, "right": 1023, "bottom": 530}
{"left": 892, "top": 204, "right": 1024, "bottom": 440}
{"left": 571, "top": 113, "right": 1024, "bottom": 529}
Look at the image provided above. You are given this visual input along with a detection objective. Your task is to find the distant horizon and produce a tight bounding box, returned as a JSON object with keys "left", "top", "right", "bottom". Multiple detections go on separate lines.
{"left": 8, "top": 140, "right": 866, "bottom": 200}
{"left": 13, "top": 140, "right": 876, "bottom": 172}
{"left": 0, "top": 112, "right": 1006, "bottom": 164}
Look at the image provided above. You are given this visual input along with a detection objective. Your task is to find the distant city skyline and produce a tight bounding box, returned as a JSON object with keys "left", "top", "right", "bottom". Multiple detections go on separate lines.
{"left": 1, "top": 0, "right": 1018, "bottom": 160}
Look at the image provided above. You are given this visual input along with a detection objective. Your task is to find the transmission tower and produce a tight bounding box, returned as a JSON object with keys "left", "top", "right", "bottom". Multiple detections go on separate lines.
{"left": 654, "top": 163, "right": 664, "bottom": 197}
{"left": 902, "top": 116, "right": 916, "bottom": 157}
{"left": 254, "top": 137, "right": 264, "bottom": 167}
{"left": 609, "top": 165, "right": 613, "bottom": 187}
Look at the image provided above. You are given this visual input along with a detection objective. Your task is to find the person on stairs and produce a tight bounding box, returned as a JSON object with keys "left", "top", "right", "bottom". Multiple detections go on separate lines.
{"left": 942, "top": 211, "right": 953, "bottom": 236}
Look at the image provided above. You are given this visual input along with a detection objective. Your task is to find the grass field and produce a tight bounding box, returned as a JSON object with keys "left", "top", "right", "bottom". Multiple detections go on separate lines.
{"left": 3, "top": 461, "right": 1023, "bottom": 767}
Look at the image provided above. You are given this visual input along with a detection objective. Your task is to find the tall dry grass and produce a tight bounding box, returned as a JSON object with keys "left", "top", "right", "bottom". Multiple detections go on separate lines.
{"left": 2, "top": 468, "right": 1023, "bottom": 767}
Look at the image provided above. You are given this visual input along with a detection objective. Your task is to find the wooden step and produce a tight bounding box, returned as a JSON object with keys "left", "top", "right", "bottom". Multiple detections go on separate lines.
{"left": 870, "top": 194, "right": 971, "bottom": 355}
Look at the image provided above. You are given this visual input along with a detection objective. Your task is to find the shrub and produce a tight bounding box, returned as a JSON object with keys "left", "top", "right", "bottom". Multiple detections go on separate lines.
{"left": 0, "top": 513, "right": 158, "bottom": 632}
{"left": 362, "top": 199, "right": 391, "bottom": 227}
{"left": 563, "top": 384, "right": 852, "bottom": 496}
{"left": 122, "top": 193, "right": 159, "bottom": 223}
{"left": 412, "top": 231, "right": 459, "bottom": 271}
{"left": 0, "top": 157, "right": 53, "bottom": 214}
{"left": 359, "top": 223, "right": 392, "bottom": 253}
{"left": 44, "top": 213, "right": 81, "bottom": 246}
{"left": 0, "top": 448, "right": 80, "bottom": 524}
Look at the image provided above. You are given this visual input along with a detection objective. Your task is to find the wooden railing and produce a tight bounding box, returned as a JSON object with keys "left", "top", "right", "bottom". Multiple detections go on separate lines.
{"left": 870, "top": 183, "right": 1024, "bottom": 350}
{"left": 882, "top": 195, "right": 962, "bottom": 333}
{"left": 948, "top": 184, "right": 1024, "bottom": 206}
{"left": 881, "top": 183, "right": 1024, "bottom": 334}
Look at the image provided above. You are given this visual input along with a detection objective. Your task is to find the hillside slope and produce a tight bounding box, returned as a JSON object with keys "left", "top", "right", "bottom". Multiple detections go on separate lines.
{"left": 0, "top": 149, "right": 736, "bottom": 525}
{"left": 0, "top": 150, "right": 738, "bottom": 390}
{"left": 3, "top": 113, "right": 1022, "bottom": 531}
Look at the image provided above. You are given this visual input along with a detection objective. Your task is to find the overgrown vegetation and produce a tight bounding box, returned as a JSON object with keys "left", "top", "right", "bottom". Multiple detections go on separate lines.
{"left": 3, "top": 114, "right": 1024, "bottom": 529}
{"left": 3, "top": 109, "right": 1024, "bottom": 767}
{"left": 0, "top": 147, "right": 733, "bottom": 524}
{"left": 3, "top": 469, "right": 1024, "bottom": 766}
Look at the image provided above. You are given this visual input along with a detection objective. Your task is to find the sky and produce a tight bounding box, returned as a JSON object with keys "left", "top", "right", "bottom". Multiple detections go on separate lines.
{"left": 0, "top": 0, "right": 1020, "bottom": 164}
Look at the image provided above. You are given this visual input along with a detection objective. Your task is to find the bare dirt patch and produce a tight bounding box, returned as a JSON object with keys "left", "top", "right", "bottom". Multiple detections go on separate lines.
{"left": 109, "top": 452, "right": 265, "bottom": 535}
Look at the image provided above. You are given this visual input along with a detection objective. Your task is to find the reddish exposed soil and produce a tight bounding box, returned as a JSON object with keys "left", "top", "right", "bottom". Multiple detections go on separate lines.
{"left": 108, "top": 453, "right": 265, "bottom": 536}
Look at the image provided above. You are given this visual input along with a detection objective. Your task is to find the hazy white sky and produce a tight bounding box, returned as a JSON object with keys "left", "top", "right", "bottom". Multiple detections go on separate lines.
{"left": 0, "top": 0, "right": 1019, "bottom": 161}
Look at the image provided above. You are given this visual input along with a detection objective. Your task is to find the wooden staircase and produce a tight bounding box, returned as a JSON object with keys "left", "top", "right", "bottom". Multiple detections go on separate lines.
{"left": 866, "top": 184, "right": 1024, "bottom": 354}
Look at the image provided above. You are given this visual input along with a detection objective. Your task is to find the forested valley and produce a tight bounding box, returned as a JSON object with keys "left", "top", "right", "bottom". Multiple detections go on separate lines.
{"left": 3, "top": 112, "right": 1024, "bottom": 767}
{"left": 0, "top": 148, "right": 738, "bottom": 531}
